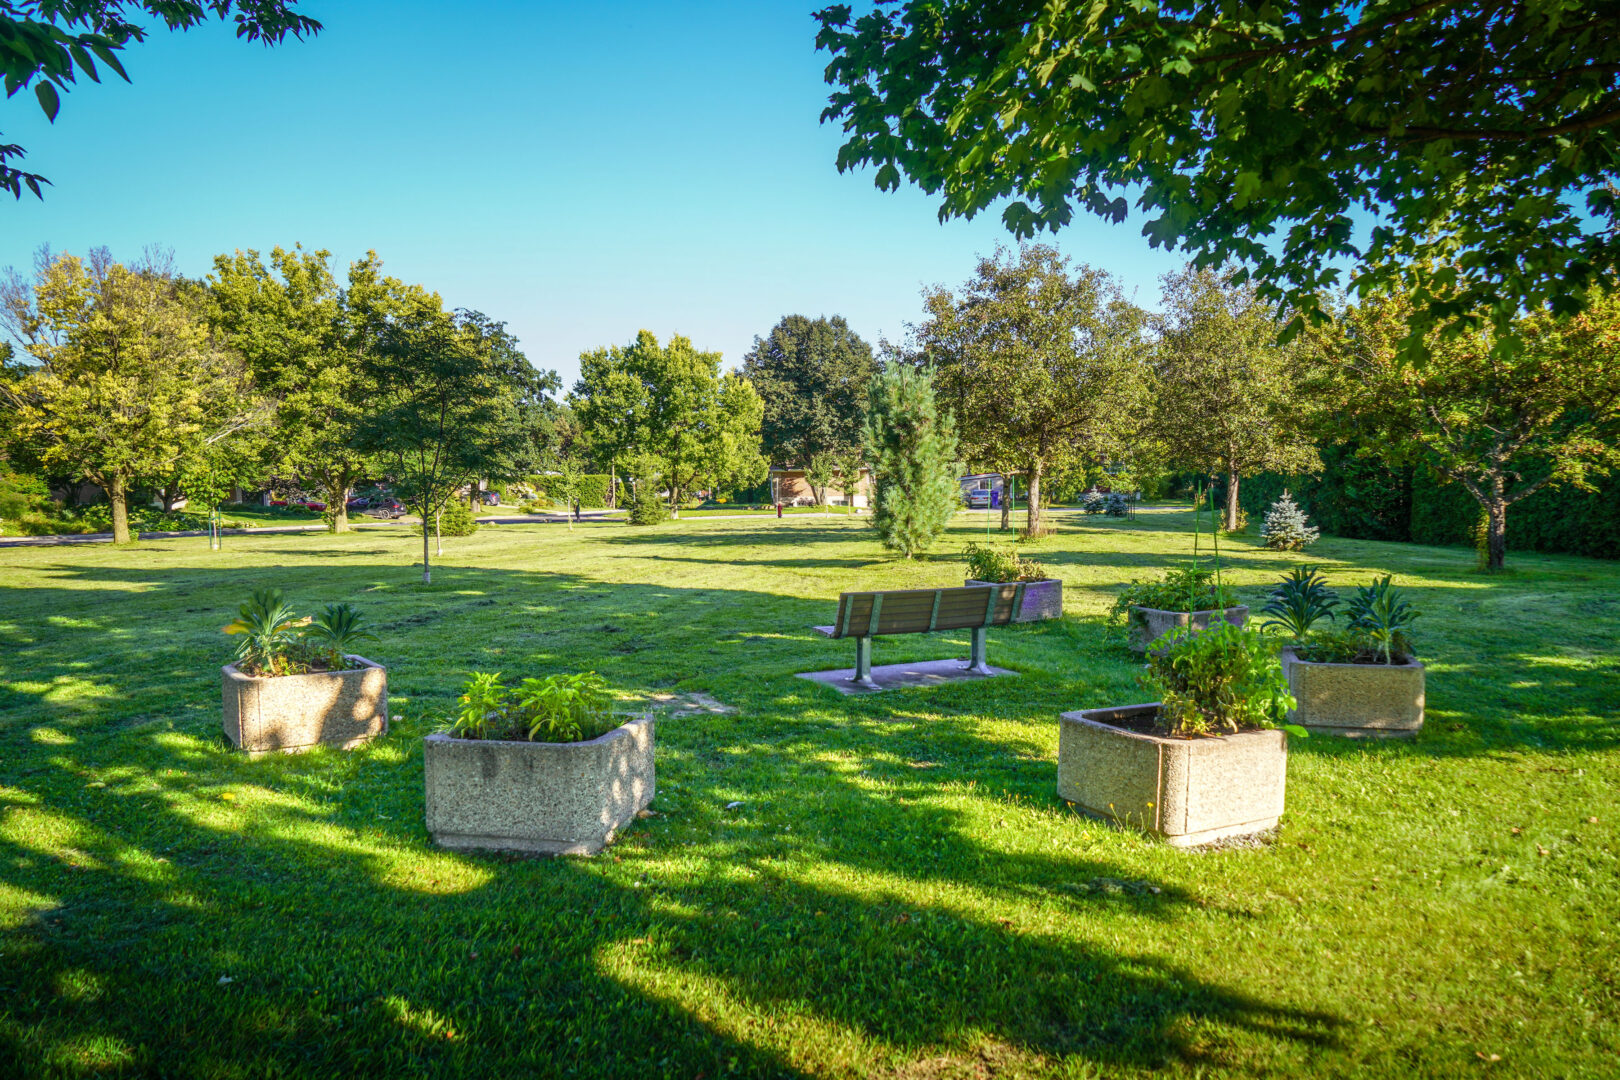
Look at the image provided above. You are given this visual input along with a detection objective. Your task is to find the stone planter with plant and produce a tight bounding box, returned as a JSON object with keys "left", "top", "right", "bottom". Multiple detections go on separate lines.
{"left": 1262, "top": 567, "right": 1425, "bottom": 737}
{"left": 963, "top": 542, "right": 1062, "bottom": 621}
{"left": 423, "top": 671, "right": 653, "bottom": 855}
{"left": 221, "top": 589, "right": 387, "bottom": 754}
{"left": 1059, "top": 621, "right": 1302, "bottom": 847}
{"left": 1111, "top": 562, "right": 1248, "bottom": 653}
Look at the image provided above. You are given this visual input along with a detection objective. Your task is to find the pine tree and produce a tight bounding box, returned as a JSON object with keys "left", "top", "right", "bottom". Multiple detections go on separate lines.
{"left": 1260, "top": 489, "right": 1321, "bottom": 551}
{"left": 863, "top": 366, "right": 960, "bottom": 557}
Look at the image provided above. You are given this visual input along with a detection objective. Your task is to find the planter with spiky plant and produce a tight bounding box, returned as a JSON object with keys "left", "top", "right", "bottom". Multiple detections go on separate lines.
{"left": 1262, "top": 570, "right": 1426, "bottom": 738}
{"left": 220, "top": 589, "right": 388, "bottom": 754}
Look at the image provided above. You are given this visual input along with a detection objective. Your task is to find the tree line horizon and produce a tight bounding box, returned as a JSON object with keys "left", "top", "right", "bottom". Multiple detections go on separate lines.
{"left": 2, "top": 241, "right": 1618, "bottom": 572}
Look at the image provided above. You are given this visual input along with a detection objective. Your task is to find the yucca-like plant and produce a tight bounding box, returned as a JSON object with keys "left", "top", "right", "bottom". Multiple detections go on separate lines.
{"left": 222, "top": 589, "right": 305, "bottom": 676}
{"left": 1346, "top": 576, "right": 1419, "bottom": 664}
{"left": 304, "top": 603, "right": 376, "bottom": 668}
{"left": 1260, "top": 566, "right": 1339, "bottom": 643}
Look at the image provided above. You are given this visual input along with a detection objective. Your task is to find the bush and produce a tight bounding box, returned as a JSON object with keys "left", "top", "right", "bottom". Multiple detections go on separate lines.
{"left": 1081, "top": 489, "right": 1106, "bottom": 514}
{"left": 1148, "top": 623, "right": 1295, "bottom": 736}
{"left": 627, "top": 486, "right": 667, "bottom": 525}
{"left": 222, "top": 589, "right": 374, "bottom": 678}
{"left": 1105, "top": 492, "right": 1130, "bottom": 517}
{"left": 531, "top": 474, "right": 612, "bottom": 508}
{"left": 964, "top": 542, "right": 1046, "bottom": 582}
{"left": 412, "top": 498, "right": 479, "bottom": 537}
{"left": 1260, "top": 490, "right": 1320, "bottom": 550}
{"left": 1109, "top": 562, "right": 1239, "bottom": 625}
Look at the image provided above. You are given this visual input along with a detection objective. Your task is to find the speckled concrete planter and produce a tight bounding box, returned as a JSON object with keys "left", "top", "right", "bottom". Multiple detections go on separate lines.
{"left": 965, "top": 578, "right": 1062, "bottom": 621}
{"left": 423, "top": 714, "right": 655, "bottom": 855}
{"left": 1058, "top": 705, "right": 1287, "bottom": 847}
{"left": 1281, "top": 647, "right": 1425, "bottom": 738}
{"left": 1127, "top": 605, "right": 1248, "bottom": 654}
{"left": 222, "top": 655, "right": 387, "bottom": 754}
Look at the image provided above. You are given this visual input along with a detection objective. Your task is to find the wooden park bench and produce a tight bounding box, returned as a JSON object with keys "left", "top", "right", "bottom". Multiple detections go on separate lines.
{"left": 812, "top": 584, "right": 1027, "bottom": 690}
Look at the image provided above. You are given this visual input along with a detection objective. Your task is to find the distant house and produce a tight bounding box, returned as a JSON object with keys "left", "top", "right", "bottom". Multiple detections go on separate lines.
{"left": 767, "top": 465, "right": 873, "bottom": 507}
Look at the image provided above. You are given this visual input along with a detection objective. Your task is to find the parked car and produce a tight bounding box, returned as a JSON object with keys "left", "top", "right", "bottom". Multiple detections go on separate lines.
{"left": 366, "top": 499, "right": 407, "bottom": 519}
{"left": 346, "top": 497, "right": 371, "bottom": 511}
{"left": 965, "top": 488, "right": 992, "bottom": 509}
{"left": 302, "top": 500, "right": 327, "bottom": 512}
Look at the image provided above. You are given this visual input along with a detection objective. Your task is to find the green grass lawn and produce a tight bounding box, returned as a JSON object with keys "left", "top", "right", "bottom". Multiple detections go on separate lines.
{"left": 1, "top": 506, "right": 1616, "bottom": 1078}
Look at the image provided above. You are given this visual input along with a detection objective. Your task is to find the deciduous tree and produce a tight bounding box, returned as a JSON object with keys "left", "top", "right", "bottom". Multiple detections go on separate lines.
{"left": 1151, "top": 267, "right": 1321, "bottom": 531}
{"left": 816, "top": 1, "right": 1620, "bottom": 352}
{"left": 742, "top": 314, "right": 876, "bottom": 466}
{"left": 356, "top": 309, "right": 531, "bottom": 584}
{"left": 0, "top": 248, "right": 260, "bottom": 543}
{"left": 1331, "top": 288, "right": 1620, "bottom": 571}
{"left": 915, "top": 245, "right": 1149, "bottom": 537}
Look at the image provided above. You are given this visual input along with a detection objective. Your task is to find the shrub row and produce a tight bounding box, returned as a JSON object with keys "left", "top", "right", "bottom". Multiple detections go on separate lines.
{"left": 1234, "top": 441, "right": 1620, "bottom": 560}
{"left": 527, "top": 474, "right": 613, "bottom": 508}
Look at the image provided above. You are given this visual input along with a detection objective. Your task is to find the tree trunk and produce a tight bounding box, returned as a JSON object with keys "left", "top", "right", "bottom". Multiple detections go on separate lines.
{"left": 1225, "top": 469, "right": 1241, "bottom": 532}
{"left": 326, "top": 473, "right": 352, "bottom": 533}
{"left": 421, "top": 518, "right": 432, "bottom": 584}
{"left": 1483, "top": 473, "right": 1509, "bottom": 571}
{"left": 1023, "top": 465, "right": 1045, "bottom": 538}
{"left": 609, "top": 464, "right": 617, "bottom": 508}
{"left": 160, "top": 481, "right": 183, "bottom": 512}
{"left": 435, "top": 508, "right": 443, "bottom": 557}
{"left": 999, "top": 473, "right": 1012, "bottom": 531}
{"left": 107, "top": 476, "right": 131, "bottom": 545}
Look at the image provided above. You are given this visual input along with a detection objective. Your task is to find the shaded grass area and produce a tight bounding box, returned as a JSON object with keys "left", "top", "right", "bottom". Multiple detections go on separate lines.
{"left": 1, "top": 506, "right": 1616, "bottom": 1078}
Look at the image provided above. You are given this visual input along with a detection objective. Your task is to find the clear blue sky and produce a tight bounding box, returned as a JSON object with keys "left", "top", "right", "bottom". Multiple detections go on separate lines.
{"left": 1, "top": 0, "right": 1185, "bottom": 388}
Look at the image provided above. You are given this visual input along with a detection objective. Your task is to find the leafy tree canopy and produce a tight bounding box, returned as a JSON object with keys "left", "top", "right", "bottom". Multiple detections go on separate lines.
{"left": 2, "top": 1, "right": 320, "bottom": 198}
{"left": 914, "top": 244, "right": 1149, "bottom": 537}
{"left": 1152, "top": 266, "right": 1321, "bottom": 530}
{"left": 816, "top": 1, "right": 1620, "bottom": 350}
{"left": 741, "top": 314, "right": 876, "bottom": 466}
{"left": 1326, "top": 287, "right": 1620, "bottom": 570}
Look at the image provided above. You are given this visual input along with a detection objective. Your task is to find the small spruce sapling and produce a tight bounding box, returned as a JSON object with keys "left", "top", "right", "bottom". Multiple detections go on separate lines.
{"left": 1260, "top": 490, "right": 1320, "bottom": 551}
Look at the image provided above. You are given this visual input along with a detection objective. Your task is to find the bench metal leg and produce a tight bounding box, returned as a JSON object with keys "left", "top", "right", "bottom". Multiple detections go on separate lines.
{"left": 965, "top": 627, "right": 992, "bottom": 675}
{"left": 852, "top": 636, "right": 878, "bottom": 688}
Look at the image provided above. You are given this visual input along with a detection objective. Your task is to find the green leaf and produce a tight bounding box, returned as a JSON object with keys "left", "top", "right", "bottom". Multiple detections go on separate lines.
{"left": 35, "top": 81, "right": 60, "bottom": 122}
{"left": 1282, "top": 724, "right": 1309, "bottom": 738}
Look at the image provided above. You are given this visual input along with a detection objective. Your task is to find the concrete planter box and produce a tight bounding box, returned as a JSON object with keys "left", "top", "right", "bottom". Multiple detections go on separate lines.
{"left": 1127, "top": 605, "right": 1248, "bottom": 654}
{"left": 1281, "top": 647, "right": 1425, "bottom": 738}
{"left": 965, "top": 578, "right": 1062, "bottom": 621}
{"left": 222, "top": 655, "right": 387, "bottom": 754}
{"left": 1058, "top": 704, "right": 1287, "bottom": 847}
{"left": 423, "top": 714, "right": 655, "bottom": 855}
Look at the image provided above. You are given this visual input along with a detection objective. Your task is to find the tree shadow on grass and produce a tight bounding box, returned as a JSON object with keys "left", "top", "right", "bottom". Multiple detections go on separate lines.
{"left": 1, "top": 564, "right": 1343, "bottom": 1077}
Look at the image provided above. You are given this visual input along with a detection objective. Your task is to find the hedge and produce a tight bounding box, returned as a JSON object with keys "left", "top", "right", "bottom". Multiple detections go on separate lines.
{"left": 529, "top": 474, "right": 613, "bottom": 508}
{"left": 1232, "top": 442, "right": 1620, "bottom": 561}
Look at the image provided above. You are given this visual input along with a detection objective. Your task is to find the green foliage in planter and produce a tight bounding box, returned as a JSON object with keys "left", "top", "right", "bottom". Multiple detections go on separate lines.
{"left": 448, "top": 671, "right": 618, "bottom": 743}
{"left": 1109, "top": 562, "right": 1239, "bottom": 626}
{"left": 964, "top": 542, "right": 1046, "bottom": 583}
{"left": 1259, "top": 566, "right": 1338, "bottom": 643}
{"left": 222, "top": 590, "right": 372, "bottom": 677}
{"left": 1148, "top": 623, "right": 1297, "bottom": 737}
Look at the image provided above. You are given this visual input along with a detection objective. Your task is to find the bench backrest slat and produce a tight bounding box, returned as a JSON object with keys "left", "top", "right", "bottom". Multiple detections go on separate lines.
{"left": 823, "top": 585, "right": 1024, "bottom": 638}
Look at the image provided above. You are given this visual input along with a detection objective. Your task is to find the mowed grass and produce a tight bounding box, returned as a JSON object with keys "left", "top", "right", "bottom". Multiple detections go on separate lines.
{"left": 1, "top": 507, "right": 1616, "bottom": 1079}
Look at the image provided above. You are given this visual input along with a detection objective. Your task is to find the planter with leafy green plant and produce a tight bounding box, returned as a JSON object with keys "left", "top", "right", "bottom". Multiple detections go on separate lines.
{"left": 963, "top": 542, "right": 1062, "bottom": 621}
{"left": 1059, "top": 622, "right": 1301, "bottom": 847}
{"left": 1262, "top": 569, "right": 1426, "bottom": 737}
{"left": 220, "top": 590, "right": 386, "bottom": 754}
{"left": 1111, "top": 562, "right": 1248, "bottom": 654}
{"left": 422, "top": 672, "right": 654, "bottom": 855}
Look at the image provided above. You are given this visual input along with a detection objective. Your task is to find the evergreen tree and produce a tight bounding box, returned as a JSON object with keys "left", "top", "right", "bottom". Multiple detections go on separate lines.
{"left": 863, "top": 366, "right": 959, "bottom": 558}
{"left": 1260, "top": 490, "right": 1320, "bottom": 551}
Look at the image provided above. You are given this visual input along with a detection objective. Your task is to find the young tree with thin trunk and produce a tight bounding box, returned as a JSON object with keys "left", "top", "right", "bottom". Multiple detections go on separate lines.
{"left": 1151, "top": 266, "right": 1321, "bottom": 531}
{"left": 834, "top": 448, "right": 864, "bottom": 513}
{"left": 0, "top": 248, "right": 259, "bottom": 544}
{"left": 915, "top": 245, "right": 1149, "bottom": 537}
{"left": 356, "top": 309, "right": 531, "bottom": 584}
{"left": 1332, "top": 288, "right": 1620, "bottom": 572}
